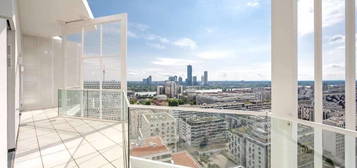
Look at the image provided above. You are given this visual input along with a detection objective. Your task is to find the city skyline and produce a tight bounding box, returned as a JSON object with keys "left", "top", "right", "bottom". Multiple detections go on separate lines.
{"left": 87, "top": 0, "right": 346, "bottom": 81}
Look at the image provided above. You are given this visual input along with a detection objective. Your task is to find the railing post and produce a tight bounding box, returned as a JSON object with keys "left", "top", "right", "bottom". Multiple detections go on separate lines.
{"left": 345, "top": 1, "right": 356, "bottom": 168}
{"left": 313, "top": 0, "right": 323, "bottom": 167}
{"left": 271, "top": 0, "right": 298, "bottom": 167}
{"left": 271, "top": 119, "right": 298, "bottom": 168}
{"left": 80, "top": 27, "right": 84, "bottom": 117}
{"left": 271, "top": 0, "right": 298, "bottom": 119}
{"left": 99, "top": 24, "right": 103, "bottom": 120}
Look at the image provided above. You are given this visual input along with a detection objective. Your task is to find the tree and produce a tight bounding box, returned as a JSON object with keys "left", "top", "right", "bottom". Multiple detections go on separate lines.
{"left": 130, "top": 98, "right": 137, "bottom": 104}
{"left": 168, "top": 98, "right": 179, "bottom": 106}
{"left": 144, "top": 100, "right": 151, "bottom": 105}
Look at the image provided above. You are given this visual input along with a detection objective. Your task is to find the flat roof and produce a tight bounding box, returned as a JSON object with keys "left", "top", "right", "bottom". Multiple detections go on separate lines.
{"left": 131, "top": 136, "right": 170, "bottom": 157}
{"left": 172, "top": 151, "right": 201, "bottom": 168}
{"left": 144, "top": 112, "right": 175, "bottom": 122}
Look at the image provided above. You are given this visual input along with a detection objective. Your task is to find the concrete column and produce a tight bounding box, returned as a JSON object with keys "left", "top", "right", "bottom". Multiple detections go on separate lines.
{"left": 271, "top": 0, "right": 298, "bottom": 119}
{"left": 313, "top": 0, "right": 323, "bottom": 167}
{"left": 314, "top": 0, "right": 323, "bottom": 124}
{"left": 271, "top": 0, "right": 298, "bottom": 167}
{"left": 345, "top": 0, "right": 356, "bottom": 131}
{"left": 345, "top": 0, "right": 356, "bottom": 164}
{"left": 0, "top": 18, "right": 8, "bottom": 168}
{"left": 271, "top": 119, "right": 298, "bottom": 168}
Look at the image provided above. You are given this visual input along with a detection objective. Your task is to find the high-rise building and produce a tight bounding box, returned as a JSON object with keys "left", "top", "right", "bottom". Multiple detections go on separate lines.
{"left": 203, "top": 71, "right": 208, "bottom": 86}
{"left": 164, "top": 81, "right": 178, "bottom": 98}
{"left": 178, "top": 76, "right": 183, "bottom": 84}
{"left": 148, "top": 75, "right": 152, "bottom": 85}
{"left": 193, "top": 76, "right": 197, "bottom": 85}
{"left": 187, "top": 65, "right": 192, "bottom": 85}
{"left": 168, "top": 75, "right": 177, "bottom": 82}
{"left": 143, "top": 76, "right": 152, "bottom": 85}
{"left": 157, "top": 86, "right": 165, "bottom": 95}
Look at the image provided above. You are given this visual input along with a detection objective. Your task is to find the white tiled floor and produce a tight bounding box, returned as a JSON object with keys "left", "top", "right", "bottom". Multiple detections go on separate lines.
{"left": 14, "top": 108, "right": 125, "bottom": 168}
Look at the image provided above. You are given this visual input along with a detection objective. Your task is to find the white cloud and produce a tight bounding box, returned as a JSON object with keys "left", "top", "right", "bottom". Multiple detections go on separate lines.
{"left": 322, "top": 0, "right": 344, "bottom": 28}
{"left": 130, "top": 23, "right": 150, "bottom": 32}
{"left": 210, "top": 62, "right": 270, "bottom": 81}
{"left": 145, "top": 34, "right": 170, "bottom": 43}
{"left": 328, "top": 34, "right": 344, "bottom": 45}
{"left": 173, "top": 38, "right": 198, "bottom": 50}
{"left": 146, "top": 43, "right": 166, "bottom": 49}
{"left": 152, "top": 58, "right": 196, "bottom": 66}
{"left": 128, "top": 31, "right": 138, "bottom": 38}
{"left": 298, "top": 0, "right": 344, "bottom": 37}
{"left": 247, "top": 0, "right": 260, "bottom": 7}
{"left": 196, "top": 50, "right": 234, "bottom": 60}
{"left": 298, "top": 0, "right": 314, "bottom": 36}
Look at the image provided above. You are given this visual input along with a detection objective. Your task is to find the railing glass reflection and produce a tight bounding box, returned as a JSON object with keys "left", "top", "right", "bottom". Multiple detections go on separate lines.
{"left": 58, "top": 89, "right": 123, "bottom": 121}
{"left": 129, "top": 105, "right": 357, "bottom": 168}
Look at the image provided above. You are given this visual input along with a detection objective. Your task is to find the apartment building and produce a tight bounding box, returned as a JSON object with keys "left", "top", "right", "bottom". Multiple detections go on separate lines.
{"left": 178, "top": 115, "right": 227, "bottom": 147}
{"left": 227, "top": 121, "right": 270, "bottom": 168}
{"left": 140, "top": 112, "right": 177, "bottom": 144}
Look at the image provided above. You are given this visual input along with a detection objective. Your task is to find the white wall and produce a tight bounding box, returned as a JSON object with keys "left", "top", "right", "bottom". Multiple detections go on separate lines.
{"left": 22, "top": 35, "right": 81, "bottom": 110}
{"left": 22, "top": 35, "right": 65, "bottom": 110}
{"left": 0, "top": 17, "right": 8, "bottom": 168}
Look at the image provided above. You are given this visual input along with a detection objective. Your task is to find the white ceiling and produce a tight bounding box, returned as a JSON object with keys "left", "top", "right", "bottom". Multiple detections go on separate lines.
{"left": 18, "top": 0, "right": 93, "bottom": 37}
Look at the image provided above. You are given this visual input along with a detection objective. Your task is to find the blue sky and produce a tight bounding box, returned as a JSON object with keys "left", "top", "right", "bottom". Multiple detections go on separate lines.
{"left": 87, "top": 0, "right": 346, "bottom": 81}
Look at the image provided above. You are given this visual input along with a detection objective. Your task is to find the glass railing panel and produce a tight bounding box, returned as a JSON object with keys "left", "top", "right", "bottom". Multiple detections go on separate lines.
{"left": 297, "top": 124, "right": 314, "bottom": 167}
{"left": 102, "top": 89, "right": 122, "bottom": 120}
{"left": 129, "top": 106, "right": 270, "bottom": 168}
{"left": 58, "top": 89, "right": 124, "bottom": 121}
{"left": 129, "top": 105, "right": 357, "bottom": 168}
{"left": 58, "top": 89, "right": 83, "bottom": 117}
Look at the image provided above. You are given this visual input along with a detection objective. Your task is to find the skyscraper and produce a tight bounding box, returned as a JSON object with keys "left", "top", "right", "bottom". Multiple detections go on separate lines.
{"left": 187, "top": 65, "right": 192, "bottom": 85}
{"left": 178, "top": 76, "right": 183, "bottom": 84}
{"left": 193, "top": 76, "right": 197, "bottom": 85}
{"left": 204, "top": 71, "right": 208, "bottom": 86}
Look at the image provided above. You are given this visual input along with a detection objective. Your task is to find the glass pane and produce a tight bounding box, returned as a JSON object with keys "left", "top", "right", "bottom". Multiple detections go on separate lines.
{"left": 58, "top": 89, "right": 82, "bottom": 117}
{"left": 83, "top": 59, "right": 102, "bottom": 83}
{"left": 322, "top": 130, "right": 345, "bottom": 167}
{"left": 322, "top": 0, "right": 346, "bottom": 128}
{"left": 84, "top": 24, "right": 101, "bottom": 57}
{"left": 102, "top": 21, "right": 121, "bottom": 57}
{"left": 102, "top": 57, "right": 121, "bottom": 87}
{"left": 298, "top": 0, "right": 315, "bottom": 121}
{"left": 63, "top": 33, "right": 82, "bottom": 88}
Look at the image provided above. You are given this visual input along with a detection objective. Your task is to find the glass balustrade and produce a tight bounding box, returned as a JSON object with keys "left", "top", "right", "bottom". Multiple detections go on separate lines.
{"left": 129, "top": 105, "right": 357, "bottom": 168}
{"left": 58, "top": 89, "right": 124, "bottom": 121}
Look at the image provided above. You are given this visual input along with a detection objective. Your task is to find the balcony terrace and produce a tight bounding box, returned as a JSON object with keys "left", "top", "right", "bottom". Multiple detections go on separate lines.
{"left": 14, "top": 108, "right": 125, "bottom": 168}
{"left": 2, "top": 0, "right": 357, "bottom": 168}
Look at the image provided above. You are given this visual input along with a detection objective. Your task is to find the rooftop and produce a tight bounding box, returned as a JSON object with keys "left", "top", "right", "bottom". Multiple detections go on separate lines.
{"left": 171, "top": 151, "right": 201, "bottom": 168}
{"left": 143, "top": 113, "right": 175, "bottom": 122}
{"left": 130, "top": 136, "right": 170, "bottom": 157}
